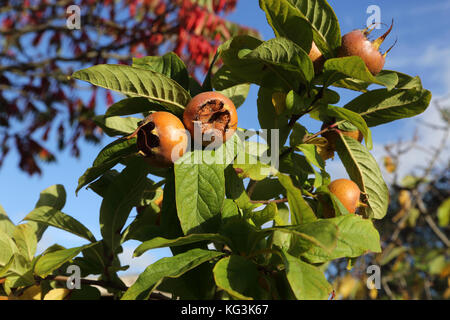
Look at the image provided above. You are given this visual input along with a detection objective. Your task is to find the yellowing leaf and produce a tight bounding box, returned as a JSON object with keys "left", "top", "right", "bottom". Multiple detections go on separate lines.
{"left": 369, "top": 288, "right": 378, "bottom": 299}
{"left": 44, "top": 288, "right": 71, "bottom": 300}
{"left": 19, "top": 285, "right": 41, "bottom": 300}
{"left": 271, "top": 92, "right": 286, "bottom": 115}
{"left": 337, "top": 274, "right": 357, "bottom": 299}
{"left": 383, "top": 156, "right": 396, "bottom": 173}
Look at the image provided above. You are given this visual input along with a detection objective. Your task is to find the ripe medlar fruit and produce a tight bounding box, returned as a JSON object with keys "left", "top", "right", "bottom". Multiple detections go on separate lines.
{"left": 136, "top": 111, "right": 188, "bottom": 167}
{"left": 183, "top": 91, "right": 238, "bottom": 146}
{"left": 338, "top": 21, "right": 394, "bottom": 75}
{"left": 323, "top": 179, "right": 361, "bottom": 218}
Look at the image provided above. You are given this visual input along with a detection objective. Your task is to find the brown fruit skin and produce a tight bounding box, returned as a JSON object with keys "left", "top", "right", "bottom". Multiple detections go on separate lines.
{"left": 183, "top": 91, "right": 238, "bottom": 146}
{"left": 324, "top": 179, "right": 361, "bottom": 218}
{"left": 136, "top": 111, "right": 188, "bottom": 167}
{"left": 308, "top": 41, "right": 325, "bottom": 73}
{"left": 338, "top": 30, "right": 385, "bottom": 75}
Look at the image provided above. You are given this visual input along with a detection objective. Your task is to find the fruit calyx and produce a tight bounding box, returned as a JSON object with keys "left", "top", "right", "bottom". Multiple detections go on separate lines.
{"left": 183, "top": 91, "right": 238, "bottom": 146}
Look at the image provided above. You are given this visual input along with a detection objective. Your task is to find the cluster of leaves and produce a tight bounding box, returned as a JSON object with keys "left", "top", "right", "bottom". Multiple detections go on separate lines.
{"left": 0, "top": 0, "right": 432, "bottom": 300}
{"left": 330, "top": 108, "right": 449, "bottom": 300}
{"left": 0, "top": 0, "right": 256, "bottom": 175}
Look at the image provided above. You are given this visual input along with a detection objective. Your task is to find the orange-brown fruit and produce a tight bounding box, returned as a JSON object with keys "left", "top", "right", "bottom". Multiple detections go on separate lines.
{"left": 183, "top": 91, "right": 238, "bottom": 146}
{"left": 338, "top": 21, "right": 394, "bottom": 75}
{"left": 308, "top": 41, "right": 325, "bottom": 73}
{"left": 136, "top": 111, "right": 188, "bottom": 167}
{"left": 321, "top": 122, "right": 363, "bottom": 160}
{"left": 324, "top": 179, "right": 361, "bottom": 218}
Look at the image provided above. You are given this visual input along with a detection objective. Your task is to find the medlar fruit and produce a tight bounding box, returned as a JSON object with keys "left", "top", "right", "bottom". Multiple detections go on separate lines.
{"left": 183, "top": 91, "right": 238, "bottom": 146}
{"left": 136, "top": 111, "right": 188, "bottom": 167}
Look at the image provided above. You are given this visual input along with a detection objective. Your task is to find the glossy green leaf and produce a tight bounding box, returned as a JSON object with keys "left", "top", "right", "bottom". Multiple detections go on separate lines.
{"left": 302, "top": 215, "right": 381, "bottom": 263}
{"left": 24, "top": 206, "right": 96, "bottom": 243}
{"left": 34, "top": 244, "right": 94, "bottom": 278}
{"left": 0, "top": 205, "right": 15, "bottom": 238}
{"left": 132, "top": 52, "right": 189, "bottom": 90}
{"left": 134, "top": 234, "right": 231, "bottom": 257}
{"left": 277, "top": 173, "right": 317, "bottom": 224}
{"left": 213, "top": 255, "right": 264, "bottom": 300}
{"left": 246, "top": 37, "right": 314, "bottom": 84}
{"left": 219, "top": 84, "right": 251, "bottom": 108}
{"left": 105, "top": 97, "right": 165, "bottom": 117}
{"left": 288, "top": 0, "right": 341, "bottom": 56}
{"left": 122, "top": 249, "right": 224, "bottom": 300}
{"left": 93, "top": 115, "right": 141, "bottom": 137}
{"left": 259, "top": 0, "right": 313, "bottom": 52}
{"left": 175, "top": 151, "right": 226, "bottom": 234}
{"left": 100, "top": 159, "right": 149, "bottom": 251}
{"left": 281, "top": 249, "right": 332, "bottom": 300}
{"left": 320, "top": 105, "right": 373, "bottom": 149}
{"left": 12, "top": 224, "right": 37, "bottom": 262}
{"left": 72, "top": 64, "right": 191, "bottom": 116}
{"left": 336, "top": 135, "right": 389, "bottom": 219}
{"left": 344, "top": 88, "right": 432, "bottom": 127}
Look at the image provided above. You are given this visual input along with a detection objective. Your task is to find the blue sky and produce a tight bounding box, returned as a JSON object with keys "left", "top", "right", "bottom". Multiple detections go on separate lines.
{"left": 1, "top": 1, "right": 449, "bottom": 275}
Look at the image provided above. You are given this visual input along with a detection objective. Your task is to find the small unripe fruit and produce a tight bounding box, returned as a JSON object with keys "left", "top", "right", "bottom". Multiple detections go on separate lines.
{"left": 136, "top": 111, "right": 188, "bottom": 167}
{"left": 338, "top": 21, "right": 394, "bottom": 75}
{"left": 323, "top": 179, "right": 361, "bottom": 218}
{"left": 183, "top": 91, "right": 238, "bottom": 146}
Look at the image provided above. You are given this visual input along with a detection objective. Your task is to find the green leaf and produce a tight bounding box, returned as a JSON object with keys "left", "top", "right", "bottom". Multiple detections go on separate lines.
{"left": 259, "top": 0, "right": 313, "bottom": 52}
{"left": 92, "top": 137, "right": 138, "bottom": 167}
{"left": 34, "top": 244, "right": 94, "bottom": 278}
{"left": 437, "top": 198, "right": 450, "bottom": 227}
{"left": 324, "top": 56, "right": 395, "bottom": 89}
{"left": 134, "top": 234, "right": 231, "bottom": 257}
{"left": 105, "top": 97, "right": 165, "bottom": 117}
{"left": 335, "top": 135, "right": 389, "bottom": 219}
{"left": 35, "top": 184, "right": 66, "bottom": 210}
{"left": 288, "top": 0, "right": 341, "bottom": 56}
{"left": 249, "top": 202, "right": 278, "bottom": 228}
{"left": 12, "top": 224, "right": 37, "bottom": 262}
{"left": 175, "top": 151, "right": 226, "bottom": 234}
{"left": 271, "top": 219, "right": 338, "bottom": 254}
{"left": 122, "top": 249, "right": 224, "bottom": 300}
{"left": 219, "top": 84, "right": 250, "bottom": 108}
{"left": 76, "top": 158, "right": 122, "bottom": 195}
{"left": 100, "top": 159, "right": 150, "bottom": 251}
{"left": 233, "top": 153, "right": 276, "bottom": 181}
{"left": 302, "top": 215, "right": 381, "bottom": 263}
{"left": 28, "top": 184, "right": 66, "bottom": 241}
{"left": 132, "top": 52, "right": 189, "bottom": 90}
{"left": 257, "top": 87, "right": 291, "bottom": 148}
{"left": 225, "top": 166, "right": 260, "bottom": 214}
{"left": 344, "top": 88, "right": 432, "bottom": 127}
{"left": 277, "top": 173, "right": 317, "bottom": 224}
{"left": 281, "top": 249, "right": 332, "bottom": 300}
{"left": 93, "top": 115, "right": 141, "bottom": 137}
{"left": 246, "top": 37, "right": 314, "bottom": 84}
{"left": 23, "top": 206, "right": 96, "bottom": 243}
{"left": 72, "top": 64, "right": 191, "bottom": 116}
{"left": 213, "top": 255, "right": 264, "bottom": 300}
{"left": 0, "top": 232, "right": 17, "bottom": 268}
{"left": 0, "top": 205, "right": 15, "bottom": 238}
{"left": 250, "top": 178, "right": 285, "bottom": 201}
{"left": 320, "top": 105, "right": 373, "bottom": 149}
